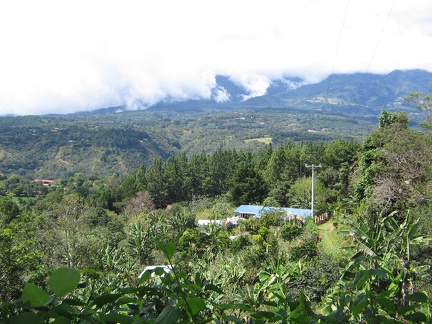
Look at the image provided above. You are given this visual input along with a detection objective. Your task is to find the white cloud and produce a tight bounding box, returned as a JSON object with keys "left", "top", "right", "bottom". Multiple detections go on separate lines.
{"left": 212, "top": 86, "right": 230, "bottom": 102}
{"left": 0, "top": 0, "right": 432, "bottom": 115}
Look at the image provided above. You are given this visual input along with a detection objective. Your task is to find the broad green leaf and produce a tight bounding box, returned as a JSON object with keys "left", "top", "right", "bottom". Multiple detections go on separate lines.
{"left": 404, "top": 311, "right": 427, "bottom": 322}
{"left": 11, "top": 312, "right": 45, "bottom": 324}
{"left": 188, "top": 297, "right": 206, "bottom": 316}
{"left": 320, "top": 305, "right": 333, "bottom": 316}
{"left": 139, "top": 270, "right": 152, "bottom": 283}
{"left": 251, "top": 311, "right": 276, "bottom": 319}
{"left": 22, "top": 283, "right": 50, "bottom": 308}
{"left": 338, "top": 291, "right": 351, "bottom": 309}
{"left": 188, "top": 283, "right": 203, "bottom": 292}
{"left": 259, "top": 271, "right": 271, "bottom": 282}
{"left": 52, "top": 303, "right": 78, "bottom": 317}
{"left": 406, "top": 292, "right": 428, "bottom": 303}
{"left": 376, "top": 295, "right": 396, "bottom": 315}
{"left": 341, "top": 270, "right": 356, "bottom": 282}
{"left": 275, "top": 308, "right": 288, "bottom": 318}
{"left": 369, "top": 268, "right": 388, "bottom": 279}
{"left": 354, "top": 270, "right": 371, "bottom": 290}
{"left": 290, "top": 292, "right": 315, "bottom": 320}
{"left": 372, "top": 315, "right": 392, "bottom": 323}
{"left": 48, "top": 268, "right": 80, "bottom": 297}
{"left": 352, "top": 293, "right": 368, "bottom": 317}
{"left": 204, "top": 283, "right": 224, "bottom": 294}
{"left": 93, "top": 293, "right": 123, "bottom": 308}
{"left": 63, "top": 298, "right": 86, "bottom": 306}
{"left": 261, "top": 299, "right": 278, "bottom": 307}
{"left": 117, "top": 297, "right": 138, "bottom": 305}
{"left": 272, "top": 292, "right": 286, "bottom": 302}
{"left": 103, "top": 313, "right": 134, "bottom": 323}
{"left": 397, "top": 304, "right": 416, "bottom": 315}
{"left": 155, "top": 267, "right": 166, "bottom": 276}
{"left": 221, "top": 315, "right": 244, "bottom": 323}
{"left": 155, "top": 305, "right": 182, "bottom": 324}
{"left": 52, "top": 316, "right": 71, "bottom": 324}
{"left": 157, "top": 241, "right": 176, "bottom": 260}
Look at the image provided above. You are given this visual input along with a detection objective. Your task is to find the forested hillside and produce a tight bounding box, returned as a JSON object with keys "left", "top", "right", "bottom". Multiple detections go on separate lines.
{"left": 0, "top": 108, "right": 374, "bottom": 178}
{"left": 1, "top": 109, "right": 432, "bottom": 323}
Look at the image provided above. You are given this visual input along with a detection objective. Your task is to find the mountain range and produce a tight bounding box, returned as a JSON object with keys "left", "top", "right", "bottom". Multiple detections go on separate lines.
{"left": 84, "top": 69, "right": 432, "bottom": 120}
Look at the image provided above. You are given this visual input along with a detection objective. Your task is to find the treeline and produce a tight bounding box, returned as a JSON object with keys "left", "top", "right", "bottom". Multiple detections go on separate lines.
{"left": 119, "top": 139, "right": 359, "bottom": 211}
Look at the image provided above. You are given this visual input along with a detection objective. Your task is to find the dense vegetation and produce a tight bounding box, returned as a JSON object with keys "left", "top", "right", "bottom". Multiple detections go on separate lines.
{"left": 0, "top": 108, "right": 375, "bottom": 178}
{"left": 1, "top": 109, "right": 432, "bottom": 323}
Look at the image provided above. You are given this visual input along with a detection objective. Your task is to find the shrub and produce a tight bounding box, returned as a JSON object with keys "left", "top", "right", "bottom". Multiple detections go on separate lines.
{"left": 290, "top": 239, "right": 318, "bottom": 261}
{"left": 240, "top": 217, "right": 260, "bottom": 233}
{"left": 281, "top": 225, "right": 304, "bottom": 241}
{"left": 230, "top": 235, "right": 252, "bottom": 253}
{"left": 258, "top": 210, "right": 284, "bottom": 228}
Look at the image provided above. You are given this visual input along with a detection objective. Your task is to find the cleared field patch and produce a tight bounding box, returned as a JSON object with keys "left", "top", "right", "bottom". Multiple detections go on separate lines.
{"left": 244, "top": 137, "right": 272, "bottom": 144}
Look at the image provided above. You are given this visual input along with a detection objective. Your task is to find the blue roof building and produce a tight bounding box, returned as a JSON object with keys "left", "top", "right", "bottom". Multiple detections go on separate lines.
{"left": 233, "top": 205, "right": 311, "bottom": 219}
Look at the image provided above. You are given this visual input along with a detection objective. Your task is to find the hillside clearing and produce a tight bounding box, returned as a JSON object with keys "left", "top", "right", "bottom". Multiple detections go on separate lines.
{"left": 244, "top": 137, "right": 272, "bottom": 144}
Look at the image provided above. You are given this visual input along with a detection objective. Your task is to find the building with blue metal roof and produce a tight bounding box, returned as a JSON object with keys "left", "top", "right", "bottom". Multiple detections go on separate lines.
{"left": 233, "top": 205, "right": 311, "bottom": 219}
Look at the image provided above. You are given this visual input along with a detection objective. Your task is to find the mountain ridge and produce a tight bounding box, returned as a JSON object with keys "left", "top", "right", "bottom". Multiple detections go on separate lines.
{"left": 69, "top": 69, "right": 432, "bottom": 118}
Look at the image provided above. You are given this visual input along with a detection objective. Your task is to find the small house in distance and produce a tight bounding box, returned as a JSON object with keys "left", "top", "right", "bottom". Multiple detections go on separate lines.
{"left": 233, "top": 205, "right": 311, "bottom": 221}
{"left": 34, "top": 179, "right": 55, "bottom": 186}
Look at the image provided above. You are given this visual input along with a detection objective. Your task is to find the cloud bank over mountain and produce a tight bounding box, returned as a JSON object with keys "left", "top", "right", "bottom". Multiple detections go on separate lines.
{"left": 1, "top": 0, "right": 432, "bottom": 115}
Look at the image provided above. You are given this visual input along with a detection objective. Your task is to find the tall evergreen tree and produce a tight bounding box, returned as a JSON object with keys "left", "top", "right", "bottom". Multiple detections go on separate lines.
{"left": 146, "top": 158, "right": 168, "bottom": 208}
{"left": 229, "top": 158, "right": 268, "bottom": 206}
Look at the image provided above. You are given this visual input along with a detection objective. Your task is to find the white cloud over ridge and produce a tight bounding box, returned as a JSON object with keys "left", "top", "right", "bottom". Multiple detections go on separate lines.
{"left": 1, "top": 0, "right": 432, "bottom": 115}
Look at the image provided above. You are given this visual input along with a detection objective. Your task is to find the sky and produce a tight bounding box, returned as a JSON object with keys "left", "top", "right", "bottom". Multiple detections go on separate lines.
{"left": 1, "top": 0, "right": 432, "bottom": 116}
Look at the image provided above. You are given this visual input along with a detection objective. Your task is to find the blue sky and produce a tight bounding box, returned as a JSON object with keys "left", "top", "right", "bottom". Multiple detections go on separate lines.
{"left": 1, "top": 0, "right": 432, "bottom": 115}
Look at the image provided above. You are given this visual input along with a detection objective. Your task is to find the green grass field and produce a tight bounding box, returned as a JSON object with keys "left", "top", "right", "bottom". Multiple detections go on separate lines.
{"left": 244, "top": 137, "right": 272, "bottom": 144}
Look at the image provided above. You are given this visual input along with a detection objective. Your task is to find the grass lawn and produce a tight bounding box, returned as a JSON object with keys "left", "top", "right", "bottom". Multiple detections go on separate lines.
{"left": 317, "top": 221, "right": 351, "bottom": 261}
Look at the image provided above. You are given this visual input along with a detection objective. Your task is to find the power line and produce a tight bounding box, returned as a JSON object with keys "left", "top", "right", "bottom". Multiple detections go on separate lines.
{"left": 322, "top": 0, "right": 397, "bottom": 108}
{"left": 358, "top": 0, "right": 397, "bottom": 92}
{"left": 322, "top": 0, "right": 350, "bottom": 109}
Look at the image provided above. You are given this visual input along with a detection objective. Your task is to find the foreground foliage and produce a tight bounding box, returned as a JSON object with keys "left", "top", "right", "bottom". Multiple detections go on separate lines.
{"left": 2, "top": 239, "right": 431, "bottom": 323}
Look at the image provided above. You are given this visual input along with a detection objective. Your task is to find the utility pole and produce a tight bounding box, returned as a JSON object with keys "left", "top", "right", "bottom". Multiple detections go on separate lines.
{"left": 305, "top": 164, "right": 322, "bottom": 221}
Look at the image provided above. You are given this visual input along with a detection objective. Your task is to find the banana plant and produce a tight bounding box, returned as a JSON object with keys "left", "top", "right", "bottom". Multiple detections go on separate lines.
{"left": 330, "top": 211, "right": 432, "bottom": 321}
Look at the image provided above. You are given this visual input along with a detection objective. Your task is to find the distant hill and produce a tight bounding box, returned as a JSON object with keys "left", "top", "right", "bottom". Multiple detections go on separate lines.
{"left": 0, "top": 107, "right": 376, "bottom": 178}
{"left": 236, "top": 70, "right": 431, "bottom": 119}
{"left": 263, "top": 69, "right": 432, "bottom": 115}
